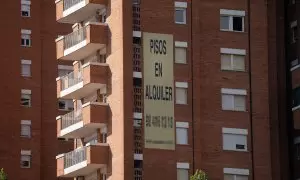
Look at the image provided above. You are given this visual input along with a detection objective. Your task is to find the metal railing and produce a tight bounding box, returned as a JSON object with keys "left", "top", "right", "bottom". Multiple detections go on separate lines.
{"left": 64, "top": 27, "right": 87, "bottom": 50}
{"left": 61, "top": 71, "right": 83, "bottom": 90}
{"left": 64, "top": 147, "right": 87, "bottom": 168}
{"left": 134, "top": 168, "right": 142, "bottom": 180}
{"left": 63, "top": 0, "right": 84, "bottom": 11}
{"left": 134, "top": 127, "right": 143, "bottom": 154}
{"left": 133, "top": 44, "right": 141, "bottom": 72}
{"left": 133, "top": 87, "right": 142, "bottom": 113}
{"left": 132, "top": 4, "right": 140, "bottom": 31}
{"left": 61, "top": 109, "right": 83, "bottom": 129}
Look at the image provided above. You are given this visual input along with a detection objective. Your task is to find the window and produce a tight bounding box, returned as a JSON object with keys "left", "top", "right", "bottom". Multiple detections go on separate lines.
{"left": 21, "top": 89, "right": 31, "bottom": 107}
{"left": 220, "top": 9, "right": 245, "bottom": 32}
{"left": 221, "top": 48, "right": 246, "bottom": 71}
{"left": 224, "top": 168, "right": 249, "bottom": 180}
{"left": 21, "top": 60, "right": 31, "bottom": 77}
{"left": 176, "top": 82, "right": 188, "bottom": 105}
{"left": 293, "top": 87, "right": 300, "bottom": 108}
{"left": 291, "top": 21, "right": 298, "bottom": 43}
{"left": 21, "top": 0, "right": 31, "bottom": 17}
{"left": 176, "top": 122, "right": 188, "bottom": 145}
{"left": 58, "top": 99, "right": 74, "bottom": 110}
{"left": 21, "top": 120, "right": 31, "bottom": 138}
{"left": 175, "top": 2, "right": 187, "bottom": 24}
{"left": 223, "top": 128, "right": 248, "bottom": 151}
{"left": 21, "top": 150, "right": 31, "bottom": 168}
{"left": 21, "top": 29, "right": 31, "bottom": 47}
{"left": 177, "top": 163, "right": 189, "bottom": 180}
{"left": 221, "top": 88, "right": 246, "bottom": 111}
{"left": 175, "top": 41, "right": 188, "bottom": 64}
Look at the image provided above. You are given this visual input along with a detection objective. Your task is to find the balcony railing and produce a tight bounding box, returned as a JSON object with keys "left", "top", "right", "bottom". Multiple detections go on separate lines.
{"left": 133, "top": 44, "right": 141, "bottom": 72}
{"left": 134, "top": 127, "right": 143, "bottom": 154}
{"left": 64, "top": 27, "right": 87, "bottom": 50}
{"left": 134, "top": 168, "right": 142, "bottom": 180}
{"left": 64, "top": 147, "right": 86, "bottom": 168}
{"left": 61, "top": 109, "right": 83, "bottom": 129}
{"left": 63, "top": 0, "right": 84, "bottom": 11}
{"left": 61, "top": 71, "right": 83, "bottom": 90}
{"left": 133, "top": 87, "right": 142, "bottom": 113}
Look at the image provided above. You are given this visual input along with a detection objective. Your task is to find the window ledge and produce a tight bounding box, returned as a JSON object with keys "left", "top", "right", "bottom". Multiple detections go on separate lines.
{"left": 175, "top": 22, "right": 187, "bottom": 25}
{"left": 223, "top": 149, "right": 249, "bottom": 153}
{"left": 220, "top": 29, "right": 246, "bottom": 33}
{"left": 221, "top": 69, "right": 246, "bottom": 73}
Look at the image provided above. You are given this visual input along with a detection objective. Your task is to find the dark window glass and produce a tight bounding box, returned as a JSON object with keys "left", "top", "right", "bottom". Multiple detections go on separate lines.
{"left": 293, "top": 87, "right": 300, "bottom": 107}
{"left": 236, "top": 144, "right": 245, "bottom": 150}
{"left": 233, "top": 16, "right": 243, "bottom": 32}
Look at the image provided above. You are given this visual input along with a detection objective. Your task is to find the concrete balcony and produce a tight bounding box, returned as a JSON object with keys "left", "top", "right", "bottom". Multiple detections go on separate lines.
{"left": 56, "top": 23, "right": 107, "bottom": 61}
{"left": 56, "top": 0, "right": 107, "bottom": 24}
{"left": 57, "top": 144, "right": 108, "bottom": 177}
{"left": 56, "top": 62, "right": 108, "bottom": 99}
{"left": 57, "top": 102, "right": 108, "bottom": 138}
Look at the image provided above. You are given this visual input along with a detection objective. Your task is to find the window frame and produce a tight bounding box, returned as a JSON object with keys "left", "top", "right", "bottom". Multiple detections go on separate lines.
{"left": 20, "top": 150, "right": 31, "bottom": 168}
{"left": 221, "top": 53, "right": 246, "bottom": 71}
{"left": 221, "top": 94, "right": 246, "bottom": 111}
{"left": 175, "top": 8, "right": 187, "bottom": 24}
{"left": 21, "top": 33, "right": 31, "bottom": 47}
{"left": 21, "top": 60, "right": 31, "bottom": 77}
{"left": 220, "top": 9, "right": 245, "bottom": 32}
{"left": 176, "top": 126, "right": 188, "bottom": 145}
{"left": 21, "top": 3, "right": 30, "bottom": 17}
{"left": 21, "top": 121, "right": 31, "bottom": 138}
{"left": 21, "top": 89, "right": 32, "bottom": 107}
{"left": 220, "top": 15, "right": 245, "bottom": 32}
{"left": 222, "top": 128, "right": 248, "bottom": 152}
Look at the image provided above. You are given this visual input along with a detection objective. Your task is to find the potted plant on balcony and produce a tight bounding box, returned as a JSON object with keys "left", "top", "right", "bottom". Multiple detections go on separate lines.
{"left": 0, "top": 169, "right": 7, "bottom": 180}
{"left": 190, "top": 169, "right": 208, "bottom": 180}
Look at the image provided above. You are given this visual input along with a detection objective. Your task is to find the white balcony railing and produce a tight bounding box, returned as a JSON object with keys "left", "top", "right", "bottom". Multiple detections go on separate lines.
{"left": 64, "top": 147, "right": 87, "bottom": 168}
{"left": 63, "top": 0, "right": 84, "bottom": 11}
{"left": 61, "top": 109, "right": 83, "bottom": 129}
{"left": 64, "top": 27, "right": 87, "bottom": 50}
{"left": 60, "top": 71, "right": 83, "bottom": 91}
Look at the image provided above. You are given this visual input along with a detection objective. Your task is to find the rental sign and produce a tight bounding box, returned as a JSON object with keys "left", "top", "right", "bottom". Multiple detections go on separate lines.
{"left": 143, "top": 32, "right": 175, "bottom": 150}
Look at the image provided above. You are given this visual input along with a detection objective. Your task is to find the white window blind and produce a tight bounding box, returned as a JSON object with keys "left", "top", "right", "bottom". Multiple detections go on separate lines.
{"left": 21, "top": 60, "right": 31, "bottom": 77}
{"left": 177, "top": 169, "right": 188, "bottom": 180}
{"left": 21, "top": 121, "right": 31, "bottom": 138}
{"left": 176, "top": 87, "right": 187, "bottom": 104}
{"left": 176, "top": 127, "right": 188, "bottom": 145}
{"left": 222, "top": 94, "right": 246, "bottom": 111}
{"left": 221, "top": 54, "right": 245, "bottom": 71}
{"left": 223, "top": 133, "right": 247, "bottom": 151}
{"left": 175, "top": 47, "right": 187, "bottom": 64}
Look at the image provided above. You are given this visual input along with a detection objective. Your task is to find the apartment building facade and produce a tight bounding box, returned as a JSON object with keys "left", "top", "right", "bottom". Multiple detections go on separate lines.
{"left": 0, "top": 0, "right": 73, "bottom": 180}
{"left": 53, "top": 0, "right": 299, "bottom": 180}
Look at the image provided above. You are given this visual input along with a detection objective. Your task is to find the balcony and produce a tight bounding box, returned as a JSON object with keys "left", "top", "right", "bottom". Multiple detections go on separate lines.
{"left": 57, "top": 102, "right": 108, "bottom": 138}
{"left": 57, "top": 144, "right": 108, "bottom": 177}
{"left": 56, "top": 0, "right": 107, "bottom": 24}
{"left": 56, "top": 23, "right": 107, "bottom": 61}
{"left": 57, "top": 62, "right": 108, "bottom": 99}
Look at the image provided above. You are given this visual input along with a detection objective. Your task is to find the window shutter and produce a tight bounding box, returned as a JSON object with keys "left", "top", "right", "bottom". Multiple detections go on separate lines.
{"left": 221, "top": 54, "right": 232, "bottom": 70}
{"left": 175, "top": 48, "right": 187, "bottom": 64}
{"left": 222, "top": 94, "right": 233, "bottom": 110}
{"left": 176, "top": 88, "right": 187, "bottom": 104}
{"left": 177, "top": 169, "right": 188, "bottom": 180}
{"left": 234, "top": 95, "right": 246, "bottom": 111}
{"left": 176, "top": 127, "right": 188, "bottom": 145}
{"left": 232, "top": 55, "right": 245, "bottom": 71}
